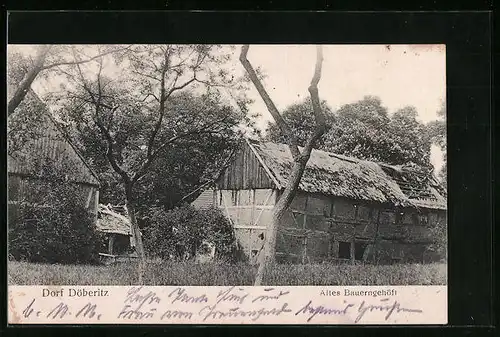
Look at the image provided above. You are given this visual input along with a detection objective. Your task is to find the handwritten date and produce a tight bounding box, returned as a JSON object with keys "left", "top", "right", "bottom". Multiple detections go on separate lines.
{"left": 22, "top": 299, "right": 102, "bottom": 320}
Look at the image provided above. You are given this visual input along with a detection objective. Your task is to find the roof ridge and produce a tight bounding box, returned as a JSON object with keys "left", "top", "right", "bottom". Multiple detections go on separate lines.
{"left": 249, "top": 139, "right": 446, "bottom": 210}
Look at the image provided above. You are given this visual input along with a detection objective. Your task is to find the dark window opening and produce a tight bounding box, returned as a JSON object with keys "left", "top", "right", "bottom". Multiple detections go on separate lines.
{"left": 357, "top": 205, "right": 371, "bottom": 221}
{"left": 354, "top": 242, "right": 368, "bottom": 261}
{"left": 338, "top": 241, "right": 351, "bottom": 259}
{"left": 419, "top": 214, "right": 429, "bottom": 226}
{"left": 109, "top": 234, "right": 130, "bottom": 255}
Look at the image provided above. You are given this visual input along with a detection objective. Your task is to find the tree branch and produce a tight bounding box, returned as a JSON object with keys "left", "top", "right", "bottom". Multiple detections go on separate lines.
{"left": 146, "top": 70, "right": 197, "bottom": 158}
{"left": 239, "top": 45, "right": 301, "bottom": 160}
{"left": 302, "top": 45, "right": 327, "bottom": 158}
{"left": 40, "top": 45, "right": 132, "bottom": 70}
{"left": 73, "top": 56, "right": 130, "bottom": 184}
{"left": 178, "top": 146, "right": 237, "bottom": 204}
{"left": 132, "top": 116, "right": 230, "bottom": 183}
{"left": 146, "top": 49, "right": 174, "bottom": 158}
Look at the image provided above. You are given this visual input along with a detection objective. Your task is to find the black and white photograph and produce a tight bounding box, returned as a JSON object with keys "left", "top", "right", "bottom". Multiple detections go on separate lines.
{"left": 7, "top": 44, "right": 447, "bottom": 288}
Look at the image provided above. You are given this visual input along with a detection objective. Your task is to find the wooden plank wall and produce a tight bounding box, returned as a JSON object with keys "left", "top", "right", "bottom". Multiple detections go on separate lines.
{"left": 8, "top": 115, "right": 99, "bottom": 186}
{"left": 216, "top": 143, "right": 275, "bottom": 190}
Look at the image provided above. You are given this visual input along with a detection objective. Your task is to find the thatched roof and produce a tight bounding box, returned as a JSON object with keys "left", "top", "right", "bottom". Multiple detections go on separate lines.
{"left": 7, "top": 84, "right": 100, "bottom": 186}
{"left": 247, "top": 139, "right": 446, "bottom": 210}
{"left": 97, "top": 204, "right": 132, "bottom": 236}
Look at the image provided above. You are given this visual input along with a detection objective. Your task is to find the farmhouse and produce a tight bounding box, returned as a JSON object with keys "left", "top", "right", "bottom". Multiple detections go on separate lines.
{"left": 193, "top": 139, "right": 447, "bottom": 265}
{"left": 7, "top": 86, "right": 100, "bottom": 224}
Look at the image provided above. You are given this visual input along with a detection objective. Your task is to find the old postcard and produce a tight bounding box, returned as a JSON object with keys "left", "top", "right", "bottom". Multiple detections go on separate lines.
{"left": 7, "top": 44, "right": 447, "bottom": 325}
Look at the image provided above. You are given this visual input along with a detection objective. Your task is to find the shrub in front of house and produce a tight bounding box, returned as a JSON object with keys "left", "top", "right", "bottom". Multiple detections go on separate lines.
{"left": 8, "top": 178, "right": 105, "bottom": 265}
{"left": 143, "top": 204, "right": 243, "bottom": 262}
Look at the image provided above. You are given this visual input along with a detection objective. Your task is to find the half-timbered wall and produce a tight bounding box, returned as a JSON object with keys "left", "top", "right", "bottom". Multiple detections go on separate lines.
{"left": 216, "top": 188, "right": 277, "bottom": 264}
{"left": 276, "top": 191, "right": 446, "bottom": 264}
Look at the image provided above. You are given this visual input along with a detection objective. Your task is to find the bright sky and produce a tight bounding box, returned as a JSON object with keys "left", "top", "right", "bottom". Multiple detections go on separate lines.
{"left": 228, "top": 44, "right": 446, "bottom": 173}
{"left": 233, "top": 44, "right": 446, "bottom": 127}
{"left": 9, "top": 44, "right": 446, "bottom": 172}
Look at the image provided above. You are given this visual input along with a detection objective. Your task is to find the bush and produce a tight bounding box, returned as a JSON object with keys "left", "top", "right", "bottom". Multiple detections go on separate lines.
{"left": 8, "top": 157, "right": 105, "bottom": 264}
{"left": 143, "top": 204, "right": 242, "bottom": 262}
{"left": 427, "top": 221, "right": 447, "bottom": 262}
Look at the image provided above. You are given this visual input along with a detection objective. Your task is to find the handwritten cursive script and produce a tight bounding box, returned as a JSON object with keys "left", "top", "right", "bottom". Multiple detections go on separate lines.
{"left": 295, "top": 300, "right": 354, "bottom": 322}
{"left": 12, "top": 286, "right": 436, "bottom": 324}
{"left": 355, "top": 298, "right": 423, "bottom": 323}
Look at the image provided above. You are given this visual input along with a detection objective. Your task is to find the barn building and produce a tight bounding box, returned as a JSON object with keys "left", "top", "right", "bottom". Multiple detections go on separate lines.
{"left": 192, "top": 139, "right": 447, "bottom": 265}
{"left": 7, "top": 87, "right": 100, "bottom": 224}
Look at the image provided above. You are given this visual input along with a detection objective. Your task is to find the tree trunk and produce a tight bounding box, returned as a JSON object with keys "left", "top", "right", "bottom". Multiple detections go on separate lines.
{"left": 241, "top": 45, "right": 326, "bottom": 286}
{"left": 254, "top": 157, "right": 308, "bottom": 286}
{"left": 8, "top": 45, "right": 51, "bottom": 117}
{"left": 125, "top": 184, "right": 146, "bottom": 284}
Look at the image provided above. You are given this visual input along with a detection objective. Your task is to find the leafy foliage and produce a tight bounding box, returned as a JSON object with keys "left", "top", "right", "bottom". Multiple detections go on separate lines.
{"left": 266, "top": 96, "right": 433, "bottom": 169}
{"left": 7, "top": 49, "right": 33, "bottom": 87}
{"left": 50, "top": 45, "right": 251, "bottom": 212}
{"left": 58, "top": 90, "right": 245, "bottom": 211}
{"left": 8, "top": 157, "right": 105, "bottom": 264}
{"left": 266, "top": 97, "right": 334, "bottom": 147}
{"left": 427, "top": 219, "right": 447, "bottom": 262}
{"left": 427, "top": 100, "right": 447, "bottom": 184}
{"left": 7, "top": 93, "right": 48, "bottom": 156}
{"left": 143, "top": 205, "right": 241, "bottom": 262}
{"left": 7, "top": 52, "right": 48, "bottom": 156}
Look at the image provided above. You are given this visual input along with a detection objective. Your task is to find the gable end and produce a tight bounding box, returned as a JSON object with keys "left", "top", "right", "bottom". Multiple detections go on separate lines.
{"left": 216, "top": 141, "right": 277, "bottom": 190}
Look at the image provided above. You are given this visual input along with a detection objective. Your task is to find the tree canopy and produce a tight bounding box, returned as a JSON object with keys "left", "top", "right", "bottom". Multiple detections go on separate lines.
{"left": 266, "top": 95, "right": 434, "bottom": 170}
{"left": 427, "top": 100, "right": 447, "bottom": 184}
{"left": 49, "top": 45, "right": 251, "bottom": 215}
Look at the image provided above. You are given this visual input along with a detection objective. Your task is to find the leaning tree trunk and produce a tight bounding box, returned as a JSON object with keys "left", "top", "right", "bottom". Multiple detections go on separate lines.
{"left": 254, "top": 159, "right": 308, "bottom": 285}
{"left": 241, "top": 45, "right": 326, "bottom": 286}
{"left": 125, "top": 184, "right": 146, "bottom": 284}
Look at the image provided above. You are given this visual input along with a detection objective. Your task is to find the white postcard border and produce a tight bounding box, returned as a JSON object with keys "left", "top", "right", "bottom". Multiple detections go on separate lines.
{"left": 8, "top": 285, "right": 447, "bottom": 325}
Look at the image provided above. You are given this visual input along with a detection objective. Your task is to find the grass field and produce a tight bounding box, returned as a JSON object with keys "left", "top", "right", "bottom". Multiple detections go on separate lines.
{"left": 8, "top": 260, "right": 447, "bottom": 286}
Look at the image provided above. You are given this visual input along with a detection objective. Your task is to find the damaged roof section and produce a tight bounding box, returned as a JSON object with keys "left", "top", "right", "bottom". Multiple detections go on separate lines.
{"left": 379, "top": 163, "right": 447, "bottom": 210}
{"left": 247, "top": 140, "right": 446, "bottom": 210}
{"left": 97, "top": 204, "right": 132, "bottom": 236}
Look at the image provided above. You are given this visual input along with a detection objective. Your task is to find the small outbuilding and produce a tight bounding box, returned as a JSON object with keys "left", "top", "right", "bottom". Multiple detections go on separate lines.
{"left": 97, "top": 204, "right": 133, "bottom": 253}
{"left": 193, "top": 139, "right": 447, "bottom": 265}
